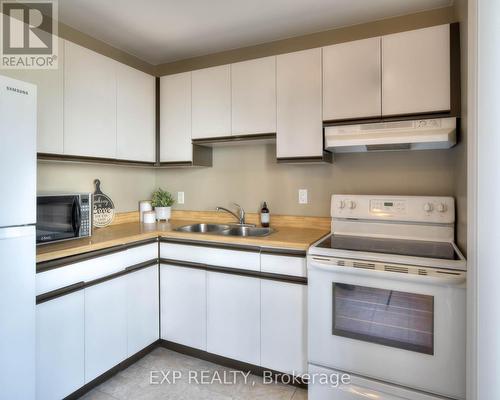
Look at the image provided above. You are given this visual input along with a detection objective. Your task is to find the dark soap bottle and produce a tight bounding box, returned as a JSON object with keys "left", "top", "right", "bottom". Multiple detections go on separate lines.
{"left": 260, "top": 202, "right": 270, "bottom": 228}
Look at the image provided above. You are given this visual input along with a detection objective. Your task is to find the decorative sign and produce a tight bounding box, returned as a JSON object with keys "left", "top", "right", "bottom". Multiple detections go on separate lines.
{"left": 92, "top": 179, "right": 115, "bottom": 228}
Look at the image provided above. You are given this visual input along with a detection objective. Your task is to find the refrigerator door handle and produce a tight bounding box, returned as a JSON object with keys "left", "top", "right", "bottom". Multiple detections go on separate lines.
{"left": 0, "top": 225, "right": 35, "bottom": 240}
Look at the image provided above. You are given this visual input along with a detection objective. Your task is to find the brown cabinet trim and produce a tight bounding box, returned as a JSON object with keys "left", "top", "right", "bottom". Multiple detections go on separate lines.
{"left": 260, "top": 248, "right": 307, "bottom": 258}
{"left": 277, "top": 151, "right": 332, "bottom": 164}
{"left": 160, "top": 258, "right": 307, "bottom": 284}
{"left": 192, "top": 132, "right": 276, "bottom": 145}
{"left": 155, "top": 77, "right": 161, "bottom": 166}
{"left": 37, "top": 153, "right": 156, "bottom": 167}
{"left": 36, "top": 281, "right": 85, "bottom": 304}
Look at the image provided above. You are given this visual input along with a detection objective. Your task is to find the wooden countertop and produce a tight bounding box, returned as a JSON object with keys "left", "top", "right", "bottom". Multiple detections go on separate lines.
{"left": 36, "top": 219, "right": 330, "bottom": 263}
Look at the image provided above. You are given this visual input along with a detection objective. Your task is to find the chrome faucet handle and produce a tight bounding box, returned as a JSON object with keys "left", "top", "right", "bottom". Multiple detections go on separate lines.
{"left": 232, "top": 203, "right": 245, "bottom": 224}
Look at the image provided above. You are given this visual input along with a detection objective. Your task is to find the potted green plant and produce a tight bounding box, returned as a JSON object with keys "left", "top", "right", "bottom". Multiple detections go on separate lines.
{"left": 151, "top": 188, "right": 175, "bottom": 221}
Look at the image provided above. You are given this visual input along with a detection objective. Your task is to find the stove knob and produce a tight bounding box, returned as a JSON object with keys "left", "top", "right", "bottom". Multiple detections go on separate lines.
{"left": 437, "top": 203, "right": 447, "bottom": 213}
{"left": 337, "top": 200, "right": 345, "bottom": 209}
{"left": 347, "top": 200, "right": 356, "bottom": 209}
{"left": 423, "top": 202, "right": 433, "bottom": 212}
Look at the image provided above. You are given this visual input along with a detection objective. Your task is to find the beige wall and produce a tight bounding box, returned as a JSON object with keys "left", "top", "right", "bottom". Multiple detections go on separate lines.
{"left": 155, "top": 144, "right": 456, "bottom": 216}
{"left": 37, "top": 161, "right": 155, "bottom": 212}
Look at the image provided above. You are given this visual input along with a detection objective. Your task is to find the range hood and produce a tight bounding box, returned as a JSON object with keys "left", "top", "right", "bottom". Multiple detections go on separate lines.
{"left": 324, "top": 117, "right": 456, "bottom": 153}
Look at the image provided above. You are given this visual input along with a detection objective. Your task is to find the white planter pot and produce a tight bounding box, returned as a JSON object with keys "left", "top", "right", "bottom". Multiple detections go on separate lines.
{"left": 155, "top": 206, "right": 171, "bottom": 221}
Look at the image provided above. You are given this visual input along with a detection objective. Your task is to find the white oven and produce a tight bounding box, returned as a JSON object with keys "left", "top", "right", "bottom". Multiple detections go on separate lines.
{"left": 307, "top": 195, "right": 466, "bottom": 400}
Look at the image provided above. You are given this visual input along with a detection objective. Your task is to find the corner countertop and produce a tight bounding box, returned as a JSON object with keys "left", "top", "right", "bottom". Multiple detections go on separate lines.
{"left": 36, "top": 220, "right": 330, "bottom": 263}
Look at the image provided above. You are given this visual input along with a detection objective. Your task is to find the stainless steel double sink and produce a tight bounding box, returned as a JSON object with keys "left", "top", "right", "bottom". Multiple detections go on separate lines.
{"left": 175, "top": 223, "right": 274, "bottom": 237}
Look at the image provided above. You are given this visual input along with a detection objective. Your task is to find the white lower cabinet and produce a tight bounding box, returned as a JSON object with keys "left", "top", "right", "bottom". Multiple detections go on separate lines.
{"left": 207, "top": 272, "right": 261, "bottom": 365}
{"left": 160, "top": 264, "right": 207, "bottom": 350}
{"left": 126, "top": 265, "right": 159, "bottom": 356}
{"left": 36, "top": 291, "right": 85, "bottom": 400}
{"left": 84, "top": 276, "right": 128, "bottom": 383}
{"left": 261, "top": 280, "right": 307, "bottom": 375}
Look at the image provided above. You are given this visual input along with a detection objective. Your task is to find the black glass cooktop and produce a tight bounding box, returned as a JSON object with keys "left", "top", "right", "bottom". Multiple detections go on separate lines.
{"left": 316, "top": 235, "right": 459, "bottom": 260}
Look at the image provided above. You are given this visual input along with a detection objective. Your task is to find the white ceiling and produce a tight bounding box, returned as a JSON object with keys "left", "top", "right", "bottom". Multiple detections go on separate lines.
{"left": 58, "top": 0, "right": 453, "bottom": 65}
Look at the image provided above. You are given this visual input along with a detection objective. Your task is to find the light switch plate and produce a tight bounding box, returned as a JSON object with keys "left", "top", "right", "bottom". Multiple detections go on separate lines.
{"left": 298, "top": 189, "right": 308, "bottom": 204}
{"left": 178, "top": 192, "right": 185, "bottom": 204}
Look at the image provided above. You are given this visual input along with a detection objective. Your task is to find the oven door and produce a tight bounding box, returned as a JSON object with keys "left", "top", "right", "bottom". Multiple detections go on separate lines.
{"left": 36, "top": 195, "right": 81, "bottom": 244}
{"left": 308, "top": 256, "right": 466, "bottom": 400}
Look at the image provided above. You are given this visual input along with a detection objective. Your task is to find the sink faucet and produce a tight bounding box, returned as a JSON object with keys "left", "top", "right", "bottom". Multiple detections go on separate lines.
{"left": 216, "top": 203, "right": 247, "bottom": 225}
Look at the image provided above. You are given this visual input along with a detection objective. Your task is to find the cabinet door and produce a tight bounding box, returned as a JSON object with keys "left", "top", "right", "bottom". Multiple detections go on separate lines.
{"left": 116, "top": 63, "right": 155, "bottom": 162}
{"left": 85, "top": 276, "right": 127, "bottom": 383}
{"left": 160, "top": 264, "right": 206, "bottom": 350}
{"left": 64, "top": 40, "right": 117, "bottom": 158}
{"left": 126, "top": 265, "right": 159, "bottom": 356}
{"left": 160, "top": 72, "right": 192, "bottom": 162}
{"left": 276, "top": 48, "right": 323, "bottom": 159}
{"left": 192, "top": 65, "right": 231, "bottom": 139}
{"left": 382, "top": 24, "right": 450, "bottom": 116}
{"left": 1, "top": 38, "right": 64, "bottom": 154}
{"left": 261, "top": 280, "right": 307, "bottom": 375}
{"left": 231, "top": 57, "right": 276, "bottom": 135}
{"left": 36, "top": 292, "right": 85, "bottom": 400}
{"left": 323, "top": 37, "right": 381, "bottom": 121}
{"left": 207, "top": 272, "right": 260, "bottom": 365}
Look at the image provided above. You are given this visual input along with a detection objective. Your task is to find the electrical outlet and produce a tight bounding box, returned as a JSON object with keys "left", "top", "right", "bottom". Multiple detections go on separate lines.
{"left": 298, "top": 189, "right": 308, "bottom": 204}
{"left": 177, "top": 192, "right": 185, "bottom": 204}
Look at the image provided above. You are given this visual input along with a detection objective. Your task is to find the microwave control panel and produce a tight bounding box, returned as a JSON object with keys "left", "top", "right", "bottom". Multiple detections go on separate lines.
{"left": 80, "top": 195, "right": 91, "bottom": 236}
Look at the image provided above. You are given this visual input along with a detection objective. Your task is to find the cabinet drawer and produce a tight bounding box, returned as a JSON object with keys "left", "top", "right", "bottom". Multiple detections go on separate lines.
{"left": 36, "top": 251, "right": 126, "bottom": 295}
{"left": 260, "top": 254, "right": 306, "bottom": 277}
{"left": 36, "top": 244, "right": 158, "bottom": 295}
{"left": 125, "top": 243, "right": 158, "bottom": 265}
{"left": 160, "top": 242, "right": 260, "bottom": 272}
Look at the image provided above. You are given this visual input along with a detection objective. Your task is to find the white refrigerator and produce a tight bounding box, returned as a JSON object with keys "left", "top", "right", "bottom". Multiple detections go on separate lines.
{"left": 0, "top": 74, "right": 36, "bottom": 399}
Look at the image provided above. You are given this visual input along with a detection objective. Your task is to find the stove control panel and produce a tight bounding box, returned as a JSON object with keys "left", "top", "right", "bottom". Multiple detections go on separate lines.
{"left": 331, "top": 195, "right": 455, "bottom": 224}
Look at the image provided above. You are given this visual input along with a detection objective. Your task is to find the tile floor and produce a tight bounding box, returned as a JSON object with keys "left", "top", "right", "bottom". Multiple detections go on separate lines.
{"left": 79, "top": 347, "right": 307, "bottom": 400}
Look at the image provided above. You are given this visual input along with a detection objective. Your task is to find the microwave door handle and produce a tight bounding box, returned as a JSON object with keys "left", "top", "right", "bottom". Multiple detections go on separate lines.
{"left": 72, "top": 199, "right": 81, "bottom": 235}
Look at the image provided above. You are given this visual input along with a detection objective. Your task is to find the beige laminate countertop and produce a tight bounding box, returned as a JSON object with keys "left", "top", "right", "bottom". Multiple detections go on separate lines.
{"left": 36, "top": 220, "right": 330, "bottom": 263}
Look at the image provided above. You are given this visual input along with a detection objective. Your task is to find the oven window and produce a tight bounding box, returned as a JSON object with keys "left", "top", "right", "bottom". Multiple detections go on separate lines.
{"left": 332, "top": 283, "right": 434, "bottom": 355}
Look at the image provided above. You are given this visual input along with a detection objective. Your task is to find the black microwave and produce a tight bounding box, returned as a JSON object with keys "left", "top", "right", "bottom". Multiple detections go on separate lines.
{"left": 36, "top": 193, "right": 92, "bottom": 245}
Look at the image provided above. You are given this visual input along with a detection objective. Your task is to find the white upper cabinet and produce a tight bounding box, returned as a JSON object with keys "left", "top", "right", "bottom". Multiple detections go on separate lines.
{"left": 231, "top": 57, "right": 276, "bottom": 135}
{"left": 160, "top": 72, "right": 193, "bottom": 162}
{"left": 276, "top": 48, "right": 323, "bottom": 159}
{"left": 192, "top": 65, "right": 231, "bottom": 139}
{"left": 382, "top": 24, "right": 450, "bottom": 116}
{"left": 116, "top": 63, "right": 155, "bottom": 162}
{"left": 64, "top": 40, "right": 117, "bottom": 158}
{"left": 1, "top": 38, "right": 64, "bottom": 154}
{"left": 323, "top": 37, "right": 381, "bottom": 121}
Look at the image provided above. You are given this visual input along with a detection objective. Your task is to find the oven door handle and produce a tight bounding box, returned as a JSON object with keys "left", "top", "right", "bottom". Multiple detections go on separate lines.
{"left": 309, "top": 259, "right": 466, "bottom": 286}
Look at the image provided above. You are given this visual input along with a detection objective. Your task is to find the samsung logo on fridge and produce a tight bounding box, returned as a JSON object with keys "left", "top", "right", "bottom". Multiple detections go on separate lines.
{"left": 6, "top": 85, "right": 29, "bottom": 95}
